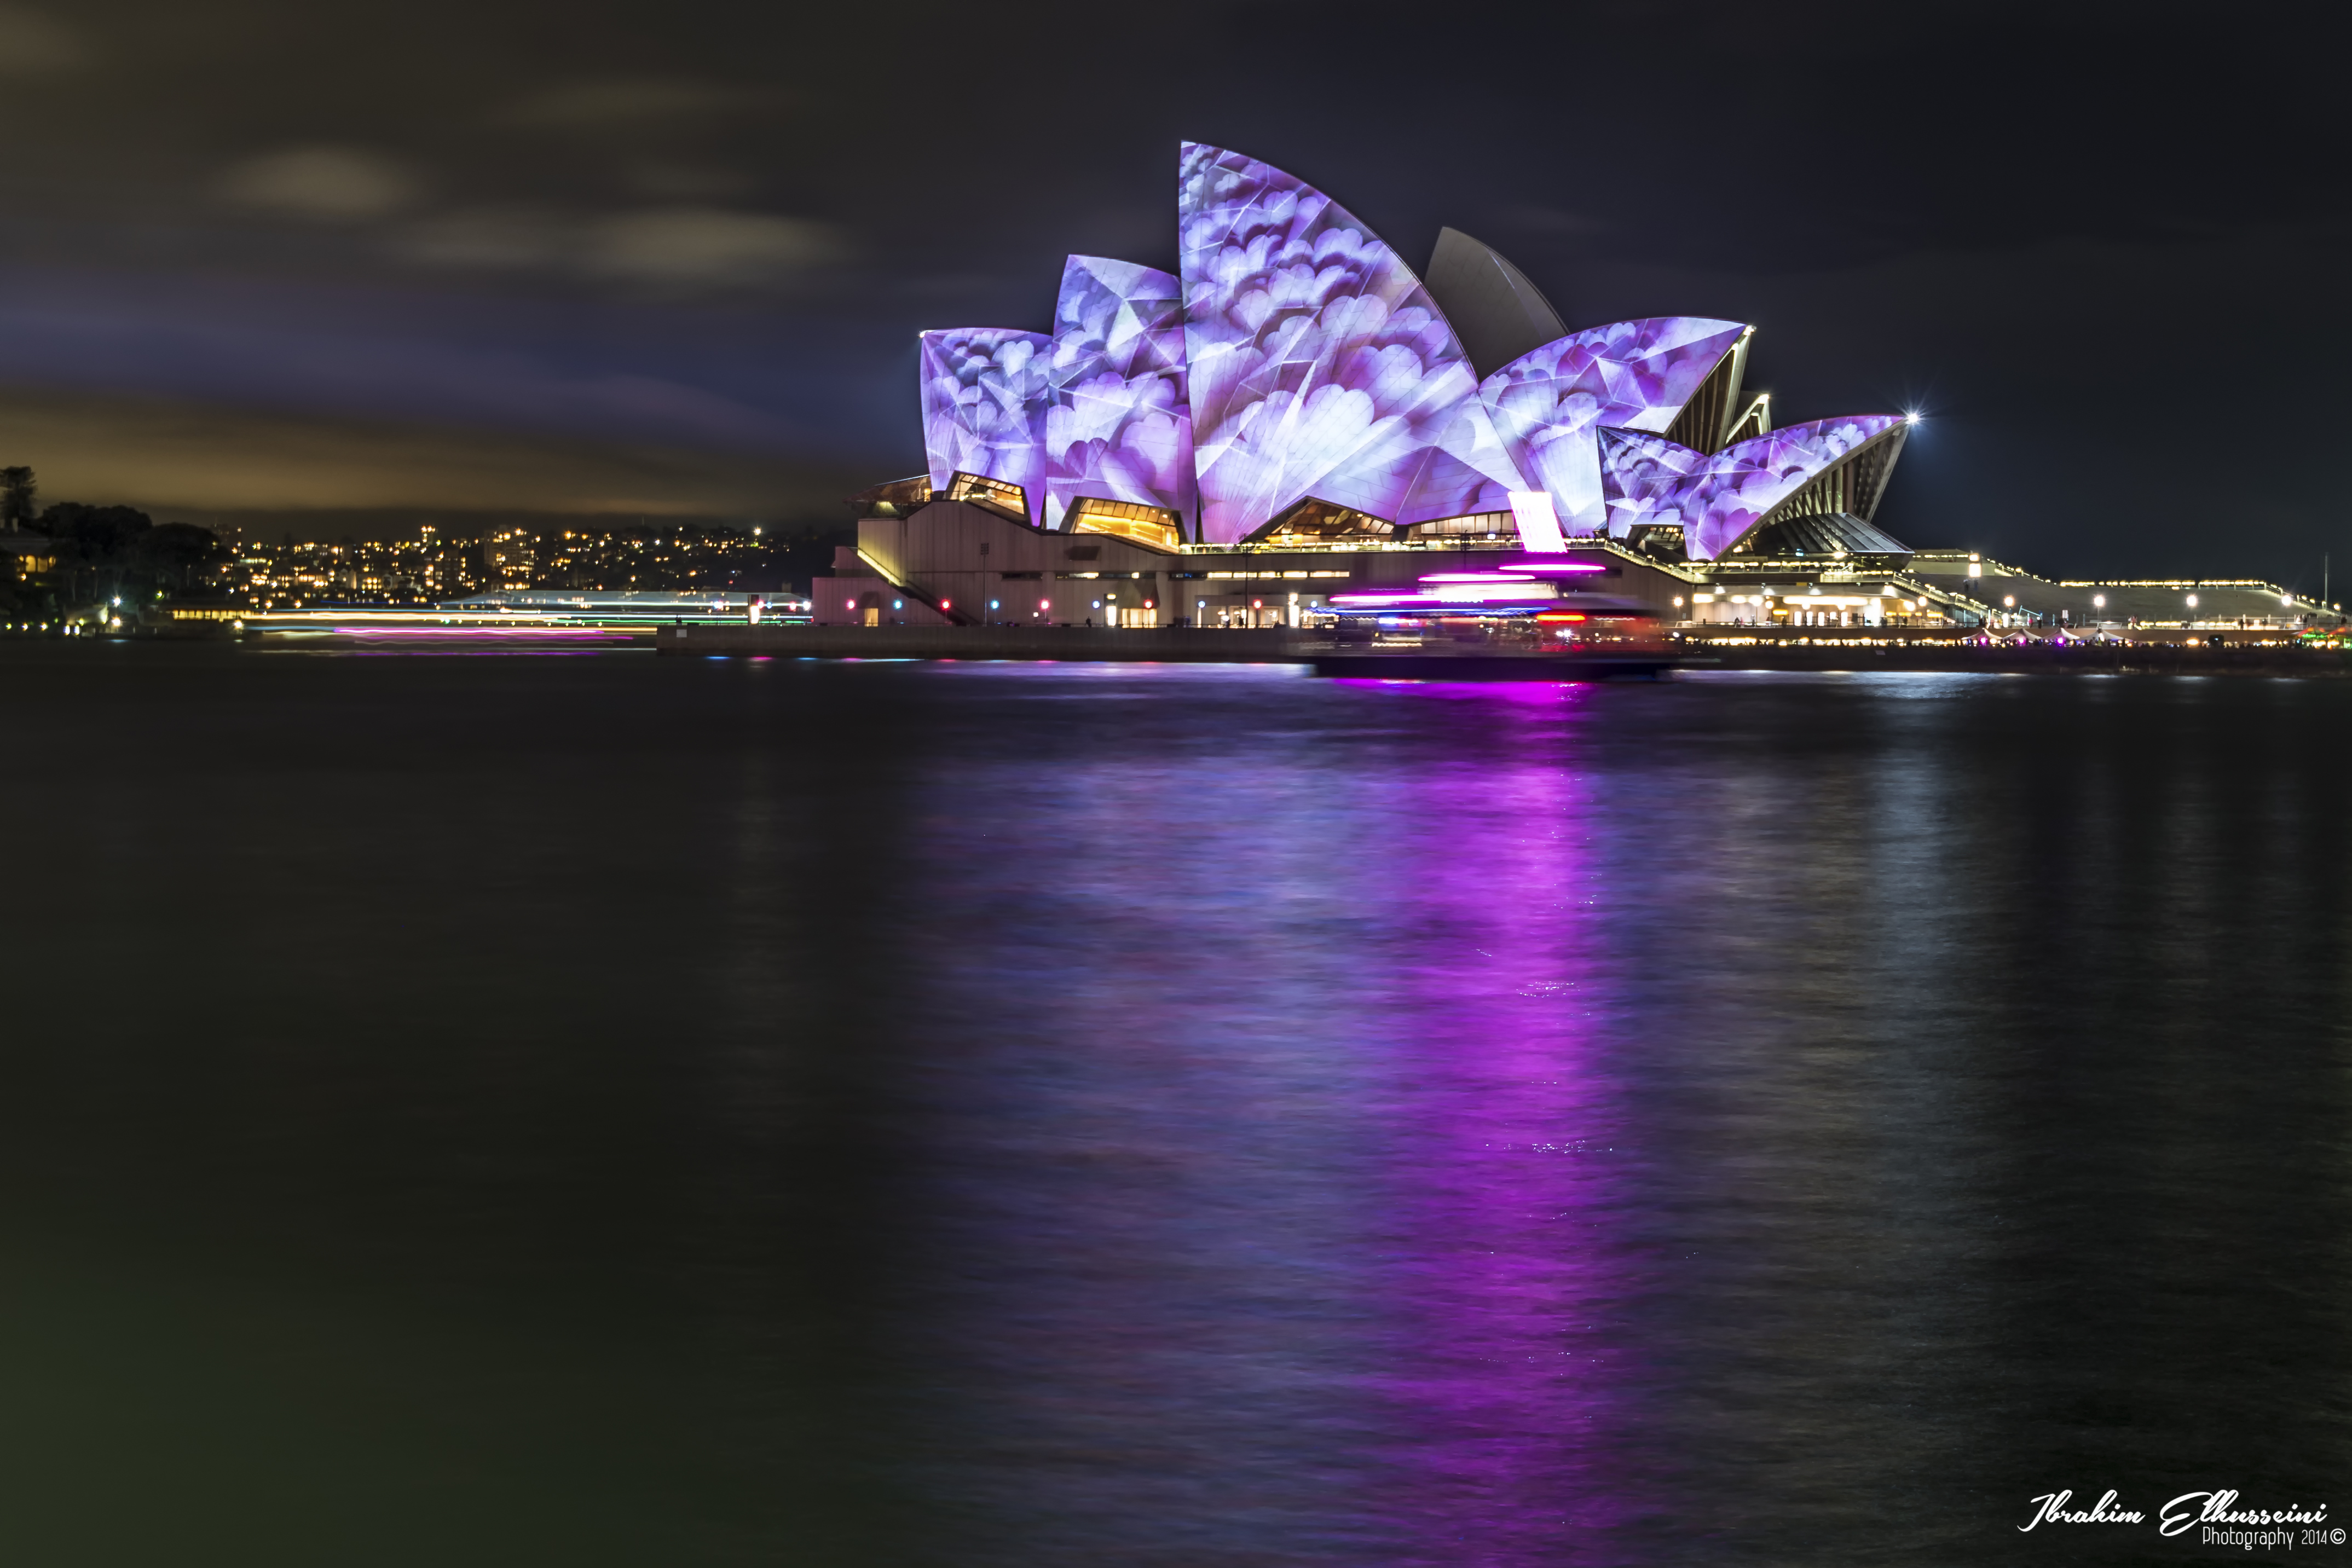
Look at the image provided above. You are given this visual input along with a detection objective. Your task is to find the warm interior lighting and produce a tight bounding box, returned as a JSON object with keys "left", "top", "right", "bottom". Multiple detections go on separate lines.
{"left": 1068, "top": 498, "right": 1183, "bottom": 551}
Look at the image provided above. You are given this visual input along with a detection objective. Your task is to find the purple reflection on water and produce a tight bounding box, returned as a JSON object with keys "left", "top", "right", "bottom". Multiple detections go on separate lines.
{"left": 894, "top": 668, "right": 1655, "bottom": 1563}
{"left": 1347, "top": 687, "right": 1644, "bottom": 1555}
{"left": 1327, "top": 676, "right": 1603, "bottom": 695}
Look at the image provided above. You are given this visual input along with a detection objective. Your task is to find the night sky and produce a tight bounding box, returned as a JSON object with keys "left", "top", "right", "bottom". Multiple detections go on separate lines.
{"left": 2, "top": 1, "right": 2343, "bottom": 583}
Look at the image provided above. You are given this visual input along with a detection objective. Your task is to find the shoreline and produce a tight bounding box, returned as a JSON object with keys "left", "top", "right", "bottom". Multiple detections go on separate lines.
{"left": 647, "top": 624, "right": 2352, "bottom": 678}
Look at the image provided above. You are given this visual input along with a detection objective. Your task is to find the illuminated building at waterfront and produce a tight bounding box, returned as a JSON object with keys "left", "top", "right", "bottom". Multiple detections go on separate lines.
{"left": 825, "top": 143, "right": 1964, "bottom": 630}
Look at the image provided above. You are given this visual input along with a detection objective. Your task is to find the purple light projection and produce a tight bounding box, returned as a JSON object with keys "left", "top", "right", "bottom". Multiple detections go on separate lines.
{"left": 1044, "top": 256, "right": 1195, "bottom": 533}
{"left": 1592, "top": 430, "right": 1708, "bottom": 543}
{"left": 920, "top": 327, "right": 1055, "bottom": 527}
{"left": 1478, "top": 318, "right": 1747, "bottom": 537}
{"left": 1508, "top": 490, "right": 1567, "bottom": 553}
{"left": 1597, "top": 415, "right": 1906, "bottom": 560}
{"left": 915, "top": 152, "right": 1905, "bottom": 560}
{"left": 1177, "top": 143, "right": 1526, "bottom": 543}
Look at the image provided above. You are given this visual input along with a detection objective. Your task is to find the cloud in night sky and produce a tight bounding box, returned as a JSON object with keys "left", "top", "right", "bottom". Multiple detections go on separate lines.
{"left": 0, "top": 4, "right": 85, "bottom": 74}
{"left": 583, "top": 207, "right": 845, "bottom": 285}
{"left": 219, "top": 147, "right": 425, "bottom": 222}
{"left": 395, "top": 205, "right": 846, "bottom": 286}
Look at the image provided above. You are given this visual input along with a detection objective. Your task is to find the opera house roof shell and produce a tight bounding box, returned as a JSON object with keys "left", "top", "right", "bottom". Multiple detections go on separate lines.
{"left": 915, "top": 144, "right": 1910, "bottom": 561}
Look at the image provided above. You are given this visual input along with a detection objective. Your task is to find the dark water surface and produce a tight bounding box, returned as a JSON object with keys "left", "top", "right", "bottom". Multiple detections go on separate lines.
{"left": 3, "top": 643, "right": 2347, "bottom": 1566}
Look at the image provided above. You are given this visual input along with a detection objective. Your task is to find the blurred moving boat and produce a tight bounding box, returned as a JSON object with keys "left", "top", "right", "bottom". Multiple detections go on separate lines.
{"left": 1307, "top": 579, "right": 1675, "bottom": 680}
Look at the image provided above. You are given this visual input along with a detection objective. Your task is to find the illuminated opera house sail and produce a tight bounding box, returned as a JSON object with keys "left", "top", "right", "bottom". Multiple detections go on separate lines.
{"left": 908, "top": 143, "right": 1911, "bottom": 563}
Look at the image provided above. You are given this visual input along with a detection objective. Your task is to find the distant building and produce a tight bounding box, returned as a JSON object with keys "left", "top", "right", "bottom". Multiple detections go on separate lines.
{"left": 1, "top": 534, "right": 58, "bottom": 579}
{"left": 1905, "top": 552, "right": 2332, "bottom": 632}
{"left": 481, "top": 527, "right": 536, "bottom": 590}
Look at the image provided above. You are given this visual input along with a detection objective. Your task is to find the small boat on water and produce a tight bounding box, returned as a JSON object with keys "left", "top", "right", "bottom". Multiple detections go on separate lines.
{"left": 1304, "top": 565, "right": 1675, "bottom": 681}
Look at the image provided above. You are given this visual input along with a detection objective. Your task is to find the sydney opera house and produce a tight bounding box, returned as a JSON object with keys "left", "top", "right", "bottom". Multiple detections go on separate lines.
{"left": 823, "top": 143, "right": 1955, "bottom": 630}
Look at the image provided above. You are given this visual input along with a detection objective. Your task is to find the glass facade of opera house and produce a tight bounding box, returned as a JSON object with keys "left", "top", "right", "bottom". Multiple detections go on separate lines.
{"left": 824, "top": 143, "right": 1962, "bottom": 631}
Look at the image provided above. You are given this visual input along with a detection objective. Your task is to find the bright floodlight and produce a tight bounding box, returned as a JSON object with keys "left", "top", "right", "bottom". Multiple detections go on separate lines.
{"left": 1904, "top": 411, "right": 1922, "bottom": 426}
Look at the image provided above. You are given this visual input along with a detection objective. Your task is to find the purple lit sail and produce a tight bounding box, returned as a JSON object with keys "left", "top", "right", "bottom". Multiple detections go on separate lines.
{"left": 1045, "top": 256, "right": 1195, "bottom": 533}
{"left": 1592, "top": 430, "right": 1710, "bottom": 541}
{"left": 1598, "top": 415, "right": 1906, "bottom": 560}
{"left": 918, "top": 151, "right": 1905, "bottom": 555}
{"left": 1479, "top": 318, "right": 1746, "bottom": 537}
{"left": 1177, "top": 143, "right": 1525, "bottom": 543}
{"left": 921, "top": 327, "right": 1055, "bottom": 527}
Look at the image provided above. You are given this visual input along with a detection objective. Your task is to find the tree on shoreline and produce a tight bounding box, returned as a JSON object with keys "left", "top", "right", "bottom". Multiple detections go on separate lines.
{"left": 1, "top": 466, "right": 34, "bottom": 532}
{"left": 0, "top": 484, "right": 228, "bottom": 611}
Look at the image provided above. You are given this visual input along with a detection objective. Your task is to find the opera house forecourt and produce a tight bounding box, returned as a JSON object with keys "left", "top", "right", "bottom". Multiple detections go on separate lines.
{"left": 810, "top": 143, "right": 2326, "bottom": 643}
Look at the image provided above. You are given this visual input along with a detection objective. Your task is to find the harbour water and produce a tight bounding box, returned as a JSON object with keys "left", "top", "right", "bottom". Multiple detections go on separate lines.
{"left": 2, "top": 643, "right": 2347, "bottom": 1565}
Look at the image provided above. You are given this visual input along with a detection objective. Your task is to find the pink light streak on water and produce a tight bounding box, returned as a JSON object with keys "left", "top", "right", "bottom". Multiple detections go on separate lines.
{"left": 321, "top": 624, "right": 631, "bottom": 638}
{"left": 1347, "top": 682, "right": 1646, "bottom": 1559}
{"left": 1330, "top": 589, "right": 1562, "bottom": 607}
